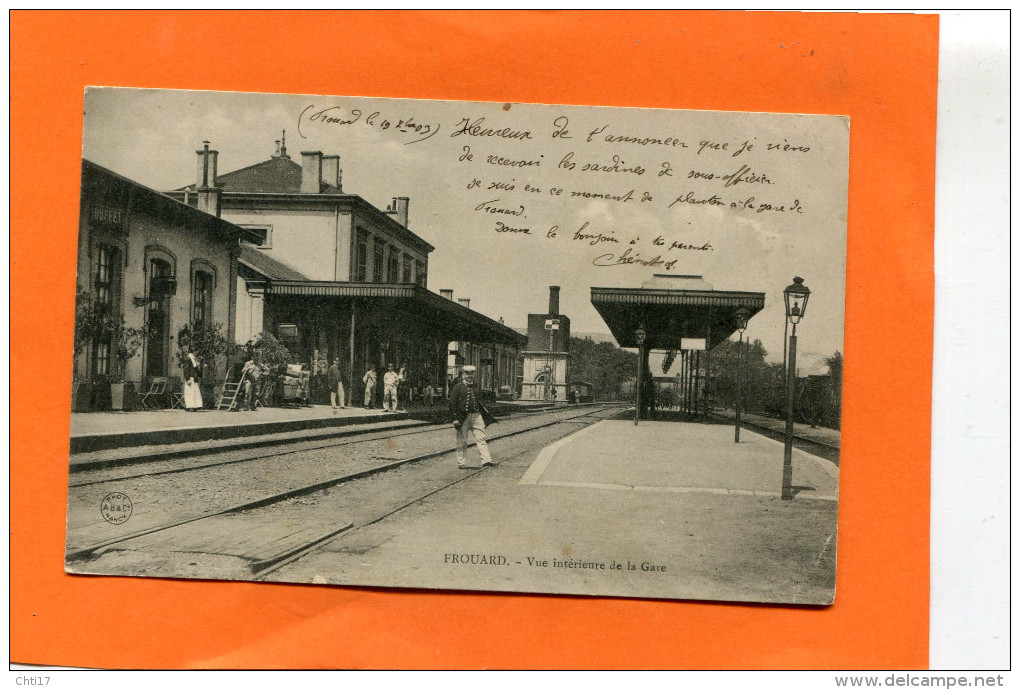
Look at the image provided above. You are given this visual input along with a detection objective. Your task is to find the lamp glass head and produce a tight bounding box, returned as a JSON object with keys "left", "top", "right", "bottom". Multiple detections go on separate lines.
{"left": 735, "top": 307, "right": 750, "bottom": 333}
{"left": 783, "top": 277, "right": 811, "bottom": 324}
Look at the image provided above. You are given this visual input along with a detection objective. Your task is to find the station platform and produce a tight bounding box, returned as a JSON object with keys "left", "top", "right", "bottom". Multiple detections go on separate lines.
{"left": 69, "top": 405, "right": 411, "bottom": 454}
{"left": 521, "top": 418, "right": 838, "bottom": 500}
{"left": 68, "top": 399, "right": 561, "bottom": 455}
{"left": 287, "top": 416, "right": 840, "bottom": 604}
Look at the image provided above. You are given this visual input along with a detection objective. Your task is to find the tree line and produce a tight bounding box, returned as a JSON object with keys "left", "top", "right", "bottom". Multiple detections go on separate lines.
{"left": 524, "top": 335, "right": 842, "bottom": 430}
{"left": 708, "top": 339, "right": 842, "bottom": 429}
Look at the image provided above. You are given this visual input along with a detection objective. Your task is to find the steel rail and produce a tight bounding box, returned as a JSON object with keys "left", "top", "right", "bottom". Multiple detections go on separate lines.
{"left": 253, "top": 410, "right": 619, "bottom": 578}
{"left": 70, "top": 404, "right": 625, "bottom": 488}
{"left": 66, "top": 407, "right": 620, "bottom": 563}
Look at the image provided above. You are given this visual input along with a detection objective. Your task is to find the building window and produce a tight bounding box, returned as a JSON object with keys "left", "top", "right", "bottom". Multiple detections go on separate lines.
{"left": 95, "top": 245, "right": 113, "bottom": 306}
{"left": 239, "top": 224, "right": 273, "bottom": 249}
{"left": 91, "top": 244, "right": 120, "bottom": 378}
{"left": 192, "top": 270, "right": 213, "bottom": 330}
{"left": 402, "top": 255, "right": 413, "bottom": 283}
{"left": 94, "top": 342, "right": 111, "bottom": 378}
{"left": 415, "top": 260, "right": 426, "bottom": 288}
{"left": 387, "top": 247, "right": 400, "bottom": 283}
{"left": 146, "top": 258, "right": 173, "bottom": 377}
{"left": 373, "top": 240, "right": 386, "bottom": 283}
{"left": 354, "top": 232, "right": 368, "bottom": 282}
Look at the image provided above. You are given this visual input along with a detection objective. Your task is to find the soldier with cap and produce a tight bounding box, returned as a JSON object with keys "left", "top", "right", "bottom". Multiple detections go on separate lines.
{"left": 382, "top": 363, "right": 400, "bottom": 412}
{"left": 448, "top": 365, "right": 496, "bottom": 468}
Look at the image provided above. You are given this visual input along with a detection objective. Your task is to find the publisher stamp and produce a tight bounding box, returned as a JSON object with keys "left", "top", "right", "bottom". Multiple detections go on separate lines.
{"left": 100, "top": 492, "right": 132, "bottom": 525}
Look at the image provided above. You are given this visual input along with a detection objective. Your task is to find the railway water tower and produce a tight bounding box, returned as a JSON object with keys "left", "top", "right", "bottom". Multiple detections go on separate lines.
{"left": 520, "top": 286, "right": 570, "bottom": 402}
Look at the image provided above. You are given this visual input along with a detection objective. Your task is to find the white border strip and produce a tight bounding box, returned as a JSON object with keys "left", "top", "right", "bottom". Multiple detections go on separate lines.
{"left": 537, "top": 480, "right": 837, "bottom": 502}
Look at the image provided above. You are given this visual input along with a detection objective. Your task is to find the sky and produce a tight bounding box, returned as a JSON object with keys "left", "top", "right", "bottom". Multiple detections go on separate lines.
{"left": 82, "top": 87, "right": 848, "bottom": 375}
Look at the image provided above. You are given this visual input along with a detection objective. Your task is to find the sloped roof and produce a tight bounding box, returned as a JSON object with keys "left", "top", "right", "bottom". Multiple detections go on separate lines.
{"left": 178, "top": 156, "right": 342, "bottom": 195}
{"left": 238, "top": 244, "right": 309, "bottom": 281}
{"left": 82, "top": 159, "right": 262, "bottom": 244}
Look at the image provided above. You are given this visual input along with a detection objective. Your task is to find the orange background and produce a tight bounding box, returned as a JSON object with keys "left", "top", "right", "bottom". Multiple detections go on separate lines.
{"left": 10, "top": 11, "right": 937, "bottom": 669}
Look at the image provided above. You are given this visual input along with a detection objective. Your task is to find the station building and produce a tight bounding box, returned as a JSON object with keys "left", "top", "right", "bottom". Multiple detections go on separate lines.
{"left": 75, "top": 160, "right": 260, "bottom": 409}
{"left": 166, "top": 135, "right": 524, "bottom": 404}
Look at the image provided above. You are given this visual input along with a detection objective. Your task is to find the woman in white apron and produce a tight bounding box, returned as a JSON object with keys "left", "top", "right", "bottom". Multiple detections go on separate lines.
{"left": 182, "top": 351, "right": 203, "bottom": 411}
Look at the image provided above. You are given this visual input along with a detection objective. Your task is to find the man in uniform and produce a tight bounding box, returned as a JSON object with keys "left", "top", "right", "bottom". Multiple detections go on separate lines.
{"left": 327, "top": 358, "right": 346, "bottom": 409}
{"left": 448, "top": 365, "right": 496, "bottom": 468}
{"left": 362, "top": 366, "right": 377, "bottom": 408}
{"left": 382, "top": 363, "right": 400, "bottom": 412}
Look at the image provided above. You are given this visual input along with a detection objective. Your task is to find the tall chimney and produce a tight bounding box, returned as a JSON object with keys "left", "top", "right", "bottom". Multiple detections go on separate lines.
{"left": 458, "top": 298, "right": 471, "bottom": 309}
{"left": 300, "top": 151, "right": 323, "bottom": 193}
{"left": 321, "top": 155, "right": 341, "bottom": 191}
{"left": 196, "top": 141, "right": 221, "bottom": 216}
{"left": 195, "top": 141, "right": 218, "bottom": 188}
{"left": 548, "top": 285, "right": 560, "bottom": 316}
{"left": 440, "top": 289, "right": 454, "bottom": 300}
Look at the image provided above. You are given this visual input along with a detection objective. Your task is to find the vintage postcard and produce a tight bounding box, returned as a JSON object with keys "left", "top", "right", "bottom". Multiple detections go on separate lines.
{"left": 67, "top": 88, "right": 847, "bottom": 605}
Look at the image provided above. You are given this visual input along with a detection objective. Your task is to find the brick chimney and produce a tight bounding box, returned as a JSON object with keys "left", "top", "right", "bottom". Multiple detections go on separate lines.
{"left": 458, "top": 298, "right": 471, "bottom": 309}
{"left": 300, "top": 151, "right": 323, "bottom": 193}
{"left": 440, "top": 289, "right": 454, "bottom": 300}
{"left": 196, "top": 141, "right": 221, "bottom": 217}
{"left": 387, "top": 197, "right": 410, "bottom": 227}
{"left": 321, "top": 155, "right": 342, "bottom": 191}
{"left": 548, "top": 285, "right": 560, "bottom": 316}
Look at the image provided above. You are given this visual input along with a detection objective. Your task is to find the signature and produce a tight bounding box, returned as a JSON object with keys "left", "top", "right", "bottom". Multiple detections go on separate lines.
{"left": 592, "top": 248, "right": 679, "bottom": 270}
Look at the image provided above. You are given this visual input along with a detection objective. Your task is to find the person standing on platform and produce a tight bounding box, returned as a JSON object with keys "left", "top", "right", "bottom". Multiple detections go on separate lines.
{"left": 397, "top": 362, "right": 409, "bottom": 411}
{"left": 327, "top": 358, "right": 346, "bottom": 409}
{"left": 182, "top": 350, "right": 203, "bottom": 411}
{"left": 449, "top": 365, "right": 496, "bottom": 468}
{"left": 383, "top": 363, "right": 400, "bottom": 412}
{"left": 363, "top": 366, "right": 377, "bottom": 408}
{"left": 424, "top": 382, "right": 435, "bottom": 407}
{"left": 238, "top": 354, "right": 261, "bottom": 411}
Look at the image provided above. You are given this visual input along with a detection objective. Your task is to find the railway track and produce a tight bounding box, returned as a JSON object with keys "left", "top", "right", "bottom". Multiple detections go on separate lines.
{"left": 68, "top": 404, "right": 614, "bottom": 488}
{"left": 710, "top": 412, "right": 840, "bottom": 464}
{"left": 66, "top": 406, "right": 624, "bottom": 574}
{"left": 253, "top": 418, "right": 606, "bottom": 580}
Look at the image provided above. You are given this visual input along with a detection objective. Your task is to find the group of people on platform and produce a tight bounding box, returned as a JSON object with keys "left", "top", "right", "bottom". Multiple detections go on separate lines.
{"left": 211, "top": 354, "right": 469, "bottom": 416}
{"left": 360, "top": 363, "right": 444, "bottom": 412}
{"left": 185, "top": 351, "right": 499, "bottom": 469}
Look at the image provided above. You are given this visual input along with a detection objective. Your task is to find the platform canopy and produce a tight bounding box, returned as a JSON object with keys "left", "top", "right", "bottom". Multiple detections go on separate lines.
{"left": 590, "top": 275, "right": 766, "bottom": 350}
{"left": 252, "top": 279, "right": 526, "bottom": 348}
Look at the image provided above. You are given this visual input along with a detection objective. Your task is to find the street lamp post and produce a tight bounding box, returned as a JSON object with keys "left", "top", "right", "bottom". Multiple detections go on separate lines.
{"left": 734, "top": 307, "right": 749, "bottom": 443}
{"left": 782, "top": 277, "right": 811, "bottom": 500}
{"left": 634, "top": 326, "right": 646, "bottom": 426}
